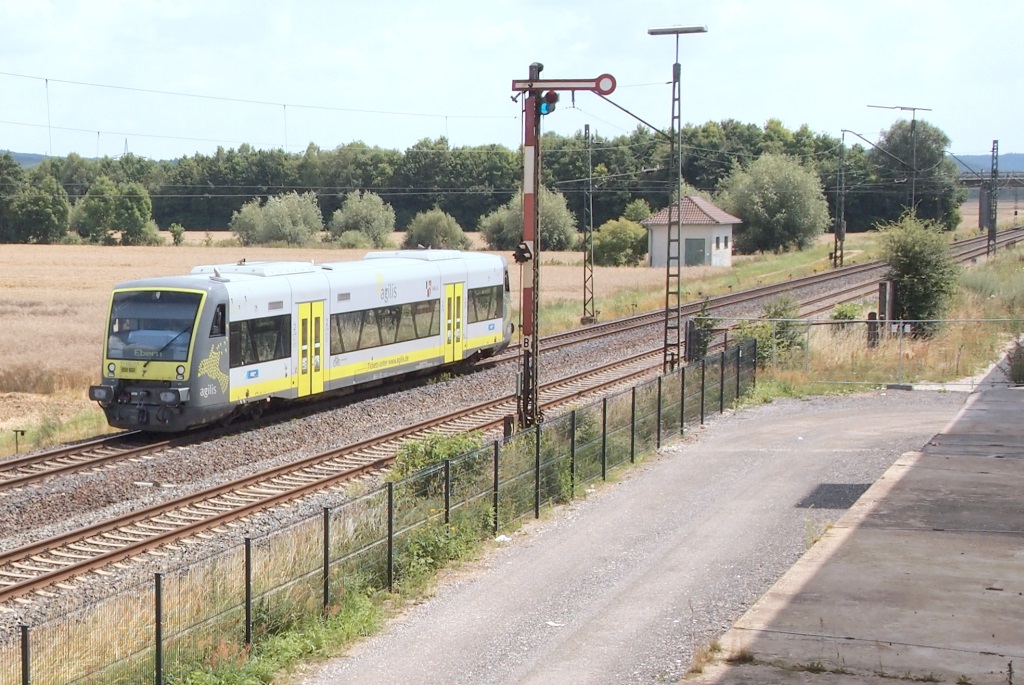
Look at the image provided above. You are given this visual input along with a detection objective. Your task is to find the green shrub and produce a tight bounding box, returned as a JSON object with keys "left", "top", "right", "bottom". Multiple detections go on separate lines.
{"left": 592, "top": 218, "right": 647, "bottom": 266}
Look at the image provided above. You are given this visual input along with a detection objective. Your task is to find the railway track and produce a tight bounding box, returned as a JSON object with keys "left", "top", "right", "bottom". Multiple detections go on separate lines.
{"left": 0, "top": 348, "right": 663, "bottom": 604}
{"left": 3, "top": 226, "right": 1019, "bottom": 493}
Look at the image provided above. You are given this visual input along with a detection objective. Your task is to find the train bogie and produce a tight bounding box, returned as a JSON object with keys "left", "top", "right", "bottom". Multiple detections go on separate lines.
{"left": 89, "top": 250, "right": 513, "bottom": 431}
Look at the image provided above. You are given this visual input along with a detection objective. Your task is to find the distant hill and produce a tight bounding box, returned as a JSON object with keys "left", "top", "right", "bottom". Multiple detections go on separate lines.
{"left": 952, "top": 153, "right": 1024, "bottom": 174}
{"left": 1, "top": 150, "right": 49, "bottom": 168}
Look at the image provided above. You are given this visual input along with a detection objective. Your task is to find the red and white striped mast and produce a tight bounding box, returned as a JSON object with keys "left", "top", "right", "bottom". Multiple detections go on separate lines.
{"left": 512, "top": 64, "right": 616, "bottom": 429}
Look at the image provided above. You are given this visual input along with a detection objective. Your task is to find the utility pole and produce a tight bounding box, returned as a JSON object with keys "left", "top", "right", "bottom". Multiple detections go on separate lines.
{"left": 833, "top": 131, "right": 846, "bottom": 268}
{"left": 649, "top": 24, "right": 707, "bottom": 373}
{"left": 988, "top": 139, "right": 999, "bottom": 256}
{"left": 868, "top": 104, "right": 931, "bottom": 213}
{"left": 511, "top": 66, "right": 616, "bottom": 429}
{"left": 581, "top": 124, "right": 596, "bottom": 324}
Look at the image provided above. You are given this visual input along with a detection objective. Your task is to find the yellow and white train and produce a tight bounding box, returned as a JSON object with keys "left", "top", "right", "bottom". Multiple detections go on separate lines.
{"left": 89, "top": 250, "right": 513, "bottom": 431}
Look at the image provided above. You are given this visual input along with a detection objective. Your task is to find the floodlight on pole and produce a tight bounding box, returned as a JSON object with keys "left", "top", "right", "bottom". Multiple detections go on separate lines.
{"left": 868, "top": 104, "right": 932, "bottom": 211}
{"left": 648, "top": 22, "right": 706, "bottom": 372}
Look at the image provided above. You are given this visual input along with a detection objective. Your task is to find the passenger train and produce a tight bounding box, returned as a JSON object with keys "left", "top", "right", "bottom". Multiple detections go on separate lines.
{"left": 88, "top": 250, "right": 513, "bottom": 431}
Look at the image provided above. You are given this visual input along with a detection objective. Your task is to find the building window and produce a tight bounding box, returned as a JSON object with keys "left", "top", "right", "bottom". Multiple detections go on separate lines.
{"left": 725, "top": 235, "right": 730, "bottom": 249}
{"left": 715, "top": 236, "right": 721, "bottom": 250}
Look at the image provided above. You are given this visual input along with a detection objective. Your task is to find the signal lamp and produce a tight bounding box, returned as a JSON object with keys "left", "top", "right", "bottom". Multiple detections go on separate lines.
{"left": 513, "top": 241, "right": 534, "bottom": 264}
{"left": 538, "top": 91, "right": 559, "bottom": 115}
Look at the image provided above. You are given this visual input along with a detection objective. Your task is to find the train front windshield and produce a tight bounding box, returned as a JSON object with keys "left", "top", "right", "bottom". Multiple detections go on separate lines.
{"left": 106, "top": 290, "right": 202, "bottom": 362}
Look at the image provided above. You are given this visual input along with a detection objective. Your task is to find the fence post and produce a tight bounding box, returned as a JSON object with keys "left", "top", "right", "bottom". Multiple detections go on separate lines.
{"left": 244, "top": 537, "right": 252, "bottom": 646}
{"left": 656, "top": 376, "right": 663, "bottom": 449}
{"left": 719, "top": 350, "right": 726, "bottom": 414}
{"left": 680, "top": 366, "right": 686, "bottom": 435}
{"left": 898, "top": 320, "right": 905, "bottom": 384}
{"left": 19, "top": 624, "right": 28, "bottom": 685}
{"left": 752, "top": 339, "right": 757, "bottom": 388}
{"left": 155, "top": 573, "right": 163, "bottom": 685}
{"left": 492, "top": 440, "right": 500, "bottom": 536}
{"left": 570, "top": 410, "right": 577, "bottom": 497}
{"left": 735, "top": 344, "right": 741, "bottom": 402}
{"left": 444, "top": 460, "right": 451, "bottom": 525}
{"left": 601, "top": 397, "right": 608, "bottom": 480}
{"left": 322, "top": 507, "right": 330, "bottom": 612}
{"left": 700, "top": 357, "right": 707, "bottom": 425}
{"left": 805, "top": 321, "right": 811, "bottom": 376}
{"left": 387, "top": 482, "right": 394, "bottom": 592}
{"left": 629, "top": 387, "right": 636, "bottom": 464}
{"left": 534, "top": 425, "right": 541, "bottom": 519}
{"left": 772, "top": 320, "right": 778, "bottom": 368}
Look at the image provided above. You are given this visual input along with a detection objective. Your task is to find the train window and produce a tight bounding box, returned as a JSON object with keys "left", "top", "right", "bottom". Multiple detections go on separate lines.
{"left": 107, "top": 290, "right": 202, "bottom": 362}
{"left": 328, "top": 299, "right": 440, "bottom": 355}
{"left": 396, "top": 303, "right": 417, "bottom": 343}
{"left": 412, "top": 300, "right": 440, "bottom": 338}
{"left": 376, "top": 306, "right": 401, "bottom": 345}
{"left": 229, "top": 314, "right": 291, "bottom": 368}
{"left": 468, "top": 285, "right": 502, "bottom": 323}
{"left": 331, "top": 311, "right": 362, "bottom": 355}
{"left": 210, "top": 304, "right": 226, "bottom": 337}
{"left": 360, "top": 310, "right": 383, "bottom": 349}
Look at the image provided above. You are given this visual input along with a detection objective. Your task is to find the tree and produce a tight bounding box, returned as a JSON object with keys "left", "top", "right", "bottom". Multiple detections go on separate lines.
{"left": 231, "top": 191, "right": 323, "bottom": 246}
{"left": 479, "top": 186, "right": 577, "bottom": 251}
{"left": 717, "top": 154, "right": 830, "bottom": 253}
{"left": 116, "top": 181, "right": 156, "bottom": 245}
{"left": 592, "top": 219, "right": 647, "bottom": 266}
{"left": 867, "top": 120, "right": 966, "bottom": 230}
{"left": 621, "top": 198, "right": 652, "bottom": 223}
{"left": 328, "top": 190, "right": 396, "bottom": 247}
{"left": 880, "top": 213, "right": 960, "bottom": 336}
{"left": 402, "top": 208, "right": 470, "bottom": 250}
{"left": 73, "top": 175, "right": 120, "bottom": 243}
{"left": 8, "top": 175, "right": 70, "bottom": 243}
{"left": 0, "top": 152, "right": 26, "bottom": 242}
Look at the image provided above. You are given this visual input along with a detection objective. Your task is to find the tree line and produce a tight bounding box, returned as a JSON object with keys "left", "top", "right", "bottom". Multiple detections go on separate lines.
{"left": 0, "top": 117, "right": 966, "bottom": 253}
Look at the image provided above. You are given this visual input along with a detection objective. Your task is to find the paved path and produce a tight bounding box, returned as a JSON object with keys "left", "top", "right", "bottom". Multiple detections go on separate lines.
{"left": 291, "top": 390, "right": 967, "bottom": 685}
{"left": 691, "top": 385, "right": 1024, "bottom": 685}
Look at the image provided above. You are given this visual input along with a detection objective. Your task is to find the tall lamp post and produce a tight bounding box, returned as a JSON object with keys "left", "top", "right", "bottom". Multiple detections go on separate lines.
{"left": 868, "top": 104, "right": 931, "bottom": 212}
{"left": 648, "top": 24, "right": 707, "bottom": 372}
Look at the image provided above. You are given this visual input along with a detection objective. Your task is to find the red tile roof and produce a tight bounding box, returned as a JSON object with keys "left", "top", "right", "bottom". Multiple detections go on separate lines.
{"left": 643, "top": 196, "right": 741, "bottom": 226}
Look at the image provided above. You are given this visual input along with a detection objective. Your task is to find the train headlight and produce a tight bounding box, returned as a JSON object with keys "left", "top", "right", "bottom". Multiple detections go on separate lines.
{"left": 176, "top": 365, "right": 186, "bottom": 375}
{"left": 89, "top": 385, "right": 113, "bottom": 403}
{"left": 107, "top": 363, "right": 116, "bottom": 377}
{"left": 158, "top": 388, "right": 191, "bottom": 405}
{"left": 159, "top": 390, "right": 181, "bottom": 404}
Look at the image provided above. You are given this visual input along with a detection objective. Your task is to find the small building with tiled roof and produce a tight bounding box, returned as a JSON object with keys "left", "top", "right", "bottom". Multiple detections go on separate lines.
{"left": 641, "top": 196, "right": 742, "bottom": 268}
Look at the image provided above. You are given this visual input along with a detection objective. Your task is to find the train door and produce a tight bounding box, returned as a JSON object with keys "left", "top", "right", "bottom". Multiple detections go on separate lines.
{"left": 297, "top": 301, "right": 325, "bottom": 397}
{"left": 444, "top": 283, "right": 464, "bottom": 363}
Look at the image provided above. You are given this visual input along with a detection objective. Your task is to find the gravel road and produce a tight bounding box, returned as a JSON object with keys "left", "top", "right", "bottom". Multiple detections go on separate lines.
{"left": 290, "top": 389, "right": 967, "bottom": 685}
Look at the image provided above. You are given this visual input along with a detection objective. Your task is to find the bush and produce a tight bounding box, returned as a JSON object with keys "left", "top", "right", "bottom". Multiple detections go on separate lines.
{"left": 334, "top": 229, "right": 372, "bottom": 249}
{"left": 592, "top": 219, "right": 647, "bottom": 266}
{"left": 830, "top": 302, "right": 862, "bottom": 322}
{"left": 168, "top": 222, "right": 185, "bottom": 246}
{"left": 880, "top": 213, "right": 960, "bottom": 337}
{"left": 479, "top": 186, "right": 577, "bottom": 251}
{"left": 402, "top": 208, "right": 470, "bottom": 250}
{"left": 230, "top": 192, "right": 323, "bottom": 246}
{"left": 391, "top": 431, "right": 484, "bottom": 479}
{"left": 734, "top": 295, "right": 804, "bottom": 368}
{"left": 328, "top": 191, "right": 396, "bottom": 247}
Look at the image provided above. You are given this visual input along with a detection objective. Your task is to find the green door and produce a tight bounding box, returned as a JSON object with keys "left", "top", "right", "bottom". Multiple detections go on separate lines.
{"left": 684, "top": 238, "right": 706, "bottom": 266}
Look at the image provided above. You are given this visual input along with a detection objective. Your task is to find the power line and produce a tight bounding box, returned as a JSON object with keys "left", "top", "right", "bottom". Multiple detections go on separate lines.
{"left": 0, "top": 70, "right": 516, "bottom": 121}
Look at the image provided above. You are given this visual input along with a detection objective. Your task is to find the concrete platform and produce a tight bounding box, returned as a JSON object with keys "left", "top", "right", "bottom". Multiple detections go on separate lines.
{"left": 692, "top": 387, "right": 1024, "bottom": 685}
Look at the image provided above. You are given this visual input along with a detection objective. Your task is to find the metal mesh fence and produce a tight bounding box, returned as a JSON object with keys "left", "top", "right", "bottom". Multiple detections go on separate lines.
{"left": 10, "top": 342, "right": 755, "bottom": 683}
{"left": 164, "top": 545, "right": 247, "bottom": 679}
{"left": 30, "top": 583, "right": 155, "bottom": 685}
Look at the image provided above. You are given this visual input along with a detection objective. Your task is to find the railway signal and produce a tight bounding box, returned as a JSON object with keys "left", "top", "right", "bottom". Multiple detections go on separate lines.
{"left": 511, "top": 63, "right": 616, "bottom": 429}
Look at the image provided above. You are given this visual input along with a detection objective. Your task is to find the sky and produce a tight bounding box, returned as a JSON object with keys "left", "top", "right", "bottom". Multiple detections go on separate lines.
{"left": 1, "top": 0, "right": 1021, "bottom": 165}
